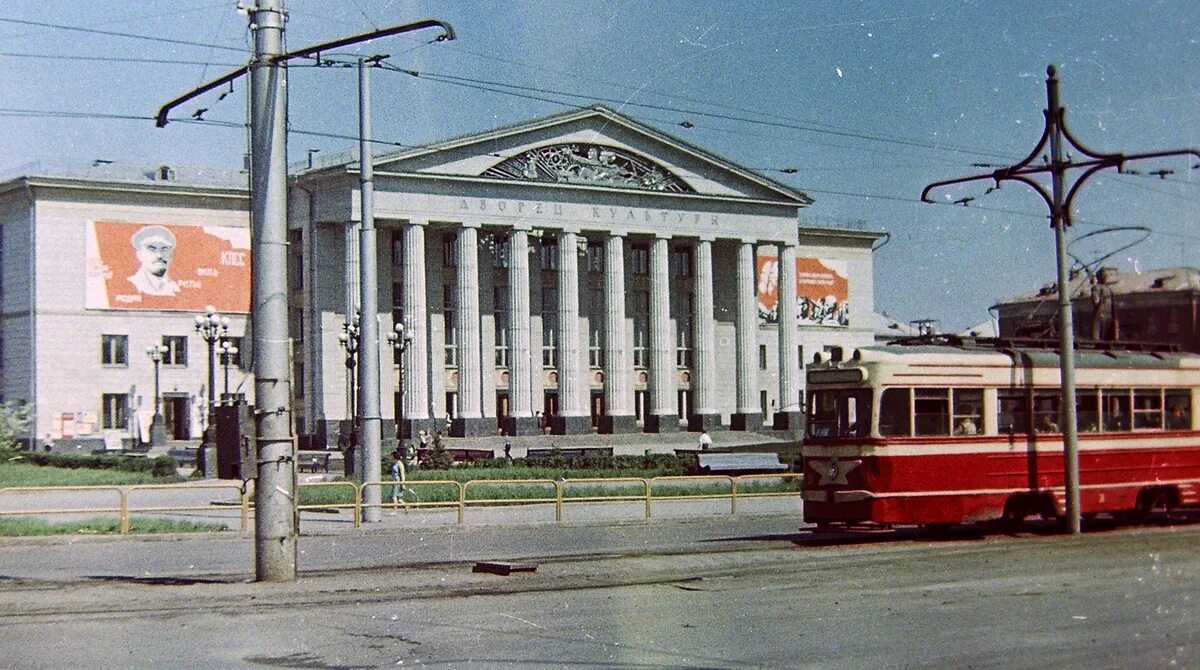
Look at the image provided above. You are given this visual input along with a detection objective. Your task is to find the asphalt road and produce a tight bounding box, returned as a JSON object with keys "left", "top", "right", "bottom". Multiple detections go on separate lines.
{"left": 0, "top": 514, "right": 1196, "bottom": 669}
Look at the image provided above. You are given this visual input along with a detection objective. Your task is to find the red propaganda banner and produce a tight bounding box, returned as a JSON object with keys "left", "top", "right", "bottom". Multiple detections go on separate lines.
{"left": 757, "top": 254, "right": 850, "bottom": 327}
{"left": 85, "top": 221, "right": 251, "bottom": 312}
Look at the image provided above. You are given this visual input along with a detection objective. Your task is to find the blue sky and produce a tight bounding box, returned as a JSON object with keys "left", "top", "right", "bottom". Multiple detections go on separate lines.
{"left": 2, "top": 1, "right": 1197, "bottom": 331}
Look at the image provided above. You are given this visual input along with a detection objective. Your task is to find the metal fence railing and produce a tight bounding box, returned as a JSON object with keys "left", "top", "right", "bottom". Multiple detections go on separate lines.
{"left": 0, "top": 473, "right": 804, "bottom": 534}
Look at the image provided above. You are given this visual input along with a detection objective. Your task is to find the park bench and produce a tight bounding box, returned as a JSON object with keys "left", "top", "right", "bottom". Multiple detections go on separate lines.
{"left": 297, "top": 451, "right": 331, "bottom": 473}
{"left": 697, "top": 452, "right": 787, "bottom": 475}
{"left": 525, "top": 447, "right": 614, "bottom": 459}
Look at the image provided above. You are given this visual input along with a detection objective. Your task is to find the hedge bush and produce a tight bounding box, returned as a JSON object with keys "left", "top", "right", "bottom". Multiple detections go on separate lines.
{"left": 9, "top": 452, "right": 179, "bottom": 478}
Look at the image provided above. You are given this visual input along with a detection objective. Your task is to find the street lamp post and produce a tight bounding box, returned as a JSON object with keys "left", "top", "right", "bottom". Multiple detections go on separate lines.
{"left": 194, "top": 305, "right": 230, "bottom": 410}
{"left": 387, "top": 317, "right": 415, "bottom": 447}
{"left": 194, "top": 305, "right": 229, "bottom": 477}
{"left": 145, "top": 344, "right": 169, "bottom": 447}
{"left": 337, "top": 314, "right": 361, "bottom": 475}
{"left": 217, "top": 339, "right": 239, "bottom": 401}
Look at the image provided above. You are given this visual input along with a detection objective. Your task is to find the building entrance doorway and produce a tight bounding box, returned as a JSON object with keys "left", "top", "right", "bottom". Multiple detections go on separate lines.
{"left": 162, "top": 394, "right": 191, "bottom": 440}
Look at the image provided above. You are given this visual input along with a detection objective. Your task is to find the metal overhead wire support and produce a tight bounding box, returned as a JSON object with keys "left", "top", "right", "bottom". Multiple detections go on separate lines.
{"left": 921, "top": 64, "right": 1200, "bottom": 538}
{"left": 154, "top": 19, "right": 454, "bottom": 127}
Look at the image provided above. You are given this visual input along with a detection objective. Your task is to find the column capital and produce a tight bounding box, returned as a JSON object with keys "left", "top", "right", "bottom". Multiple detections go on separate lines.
{"left": 654, "top": 231, "right": 673, "bottom": 240}
{"left": 510, "top": 222, "right": 533, "bottom": 232}
{"left": 697, "top": 234, "right": 716, "bottom": 242}
{"left": 459, "top": 220, "right": 483, "bottom": 230}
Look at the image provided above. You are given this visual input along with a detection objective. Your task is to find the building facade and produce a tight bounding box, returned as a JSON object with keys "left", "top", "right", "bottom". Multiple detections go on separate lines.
{"left": 994, "top": 266, "right": 1200, "bottom": 352}
{"left": 290, "top": 107, "right": 882, "bottom": 444}
{"left": 0, "top": 165, "right": 253, "bottom": 448}
{"left": 0, "top": 107, "right": 886, "bottom": 450}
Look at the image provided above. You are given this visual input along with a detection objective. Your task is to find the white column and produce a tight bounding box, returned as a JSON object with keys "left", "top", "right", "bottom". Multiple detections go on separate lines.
{"left": 455, "top": 225, "right": 483, "bottom": 419}
{"left": 401, "top": 222, "right": 431, "bottom": 421}
{"left": 649, "top": 235, "right": 676, "bottom": 418}
{"left": 777, "top": 244, "right": 801, "bottom": 412}
{"left": 735, "top": 240, "right": 758, "bottom": 415}
{"left": 604, "top": 233, "right": 631, "bottom": 417}
{"left": 557, "top": 230, "right": 587, "bottom": 417}
{"left": 508, "top": 228, "right": 534, "bottom": 418}
{"left": 692, "top": 238, "right": 717, "bottom": 416}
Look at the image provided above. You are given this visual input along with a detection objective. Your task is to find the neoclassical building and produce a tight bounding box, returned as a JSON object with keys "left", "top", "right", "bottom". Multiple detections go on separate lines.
{"left": 291, "top": 107, "right": 882, "bottom": 445}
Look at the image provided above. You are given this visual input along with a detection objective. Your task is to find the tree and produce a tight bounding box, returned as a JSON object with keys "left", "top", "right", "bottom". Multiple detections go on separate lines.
{"left": 0, "top": 401, "right": 34, "bottom": 452}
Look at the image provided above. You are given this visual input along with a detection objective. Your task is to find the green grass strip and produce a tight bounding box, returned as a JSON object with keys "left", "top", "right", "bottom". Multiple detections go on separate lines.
{"left": 0, "top": 462, "right": 178, "bottom": 487}
{"left": 0, "top": 516, "right": 227, "bottom": 536}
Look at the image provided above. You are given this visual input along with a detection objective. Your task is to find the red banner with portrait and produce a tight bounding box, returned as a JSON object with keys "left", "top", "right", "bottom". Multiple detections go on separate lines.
{"left": 85, "top": 220, "right": 251, "bottom": 312}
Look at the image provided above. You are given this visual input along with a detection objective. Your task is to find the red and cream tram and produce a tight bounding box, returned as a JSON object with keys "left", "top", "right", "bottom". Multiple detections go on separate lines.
{"left": 801, "top": 337, "right": 1200, "bottom": 530}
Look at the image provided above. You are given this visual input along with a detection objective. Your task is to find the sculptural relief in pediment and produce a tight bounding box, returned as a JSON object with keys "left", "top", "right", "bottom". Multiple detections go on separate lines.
{"left": 482, "top": 143, "right": 695, "bottom": 193}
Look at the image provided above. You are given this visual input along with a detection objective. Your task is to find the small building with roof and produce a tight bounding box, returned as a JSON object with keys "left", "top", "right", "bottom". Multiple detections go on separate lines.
{"left": 992, "top": 266, "right": 1200, "bottom": 352}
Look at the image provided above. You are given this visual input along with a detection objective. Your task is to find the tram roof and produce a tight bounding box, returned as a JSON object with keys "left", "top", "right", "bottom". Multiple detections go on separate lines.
{"left": 853, "top": 336, "right": 1200, "bottom": 370}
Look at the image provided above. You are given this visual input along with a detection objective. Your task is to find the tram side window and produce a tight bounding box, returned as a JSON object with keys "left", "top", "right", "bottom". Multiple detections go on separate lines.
{"left": 1165, "top": 391, "right": 1191, "bottom": 430}
{"left": 1032, "top": 392, "right": 1061, "bottom": 433}
{"left": 952, "top": 389, "right": 983, "bottom": 435}
{"left": 1076, "top": 391, "right": 1099, "bottom": 433}
{"left": 998, "top": 390, "right": 1028, "bottom": 434}
{"left": 914, "top": 388, "right": 949, "bottom": 436}
{"left": 1102, "top": 389, "right": 1131, "bottom": 432}
{"left": 879, "top": 388, "right": 911, "bottom": 437}
{"left": 1133, "top": 390, "right": 1163, "bottom": 429}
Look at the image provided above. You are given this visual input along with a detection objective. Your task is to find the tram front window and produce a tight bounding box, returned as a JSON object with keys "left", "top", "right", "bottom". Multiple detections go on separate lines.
{"left": 807, "top": 389, "right": 871, "bottom": 438}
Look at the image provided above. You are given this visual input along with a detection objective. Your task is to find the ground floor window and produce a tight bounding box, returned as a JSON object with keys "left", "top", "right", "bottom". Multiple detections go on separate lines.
{"left": 102, "top": 393, "right": 128, "bottom": 430}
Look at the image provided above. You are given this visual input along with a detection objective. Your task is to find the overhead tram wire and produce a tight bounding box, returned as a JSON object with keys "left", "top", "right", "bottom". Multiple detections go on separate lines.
{"left": 381, "top": 64, "right": 1017, "bottom": 163}
{"left": 0, "top": 52, "right": 245, "bottom": 67}
{"left": 0, "top": 17, "right": 247, "bottom": 53}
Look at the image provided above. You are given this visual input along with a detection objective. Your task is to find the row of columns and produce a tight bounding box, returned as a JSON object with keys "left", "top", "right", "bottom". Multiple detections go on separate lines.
{"left": 392, "top": 223, "right": 801, "bottom": 437}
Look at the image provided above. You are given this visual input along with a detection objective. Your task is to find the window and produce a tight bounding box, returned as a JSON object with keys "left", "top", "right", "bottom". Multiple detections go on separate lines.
{"left": 102, "top": 393, "right": 128, "bottom": 430}
{"left": 586, "top": 243, "right": 604, "bottom": 273}
{"left": 101, "top": 334, "right": 128, "bottom": 366}
{"left": 162, "top": 336, "right": 187, "bottom": 366}
{"left": 494, "top": 286, "right": 509, "bottom": 368}
{"left": 675, "top": 320, "right": 692, "bottom": 368}
{"left": 672, "top": 246, "right": 693, "bottom": 278}
{"left": 442, "top": 233, "right": 458, "bottom": 267}
{"left": 761, "top": 390, "right": 770, "bottom": 421}
{"left": 758, "top": 344, "right": 768, "bottom": 370}
{"left": 542, "top": 322, "right": 557, "bottom": 368}
{"left": 1032, "top": 392, "right": 1061, "bottom": 433}
{"left": 952, "top": 389, "right": 983, "bottom": 435}
{"left": 1166, "top": 391, "right": 1191, "bottom": 429}
{"left": 539, "top": 238, "right": 558, "bottom": 271}
{"left": 913, "top": 388, "right": 949, "bottom": 436}
{"left": 631, "top": 244, "right": 650, "bottom": 276}
{"left": 879, "top": 388, "right": 911, "bottom": 437}
{"left": 807, "top": 389, "right": 872, "bottom": 438}
{"left": 1077, "top": 391, "right": 1100, "bottom": 432}
{"left": 632, "top": 319, "right": 649, "bottom": 368}
{"left": 443, "top": 283, "right": 457, "bottom": 367}
{"left": 492, "top": 235, "right": 509, "bottom": 268}
{"left": 1133, "top": 389, "right": 1163, "bottom": 429}
{"left": 589, "top": 325, "right": 603, "bottom": 368}
{"left": 494, "top": 320, "right": 509, "bottom": 368}
{"left": 998, "top": 389, "right": 1028, "bottom": 433}
{"left": 1102, "top": 389, "right": 1131, "bottom": 431}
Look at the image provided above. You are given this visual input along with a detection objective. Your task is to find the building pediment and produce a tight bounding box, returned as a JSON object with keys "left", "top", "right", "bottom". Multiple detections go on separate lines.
{"left": 365, "top": 106, "right": 812, "bottom": 205}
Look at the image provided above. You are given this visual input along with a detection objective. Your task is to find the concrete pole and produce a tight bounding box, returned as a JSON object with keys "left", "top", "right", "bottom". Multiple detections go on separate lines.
{"left": 1047, "top": 66, "right": 1081, "bottom": 536}
{"left": 357, "top": 59, "right": 383, "bottom": 523}
{"left": 249, "top": 0, "right": 297, "bottom": 581}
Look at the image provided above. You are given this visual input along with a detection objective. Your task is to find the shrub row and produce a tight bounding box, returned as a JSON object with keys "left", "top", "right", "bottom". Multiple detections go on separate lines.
{"left": 7, "top": 452, "right": 179, "bottom": 478}
{"left": 431, "top": 451, "right": 699, "bottom": 474}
